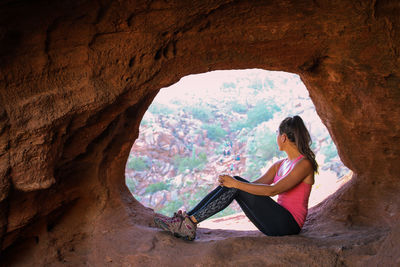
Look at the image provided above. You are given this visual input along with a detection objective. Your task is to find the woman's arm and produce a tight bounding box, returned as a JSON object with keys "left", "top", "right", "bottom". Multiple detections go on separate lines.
{"left": 219, "top": 159, "right": 313, "bottom": 196}
{"left": 252, "top": 160, "right": 283, "bottom": 185}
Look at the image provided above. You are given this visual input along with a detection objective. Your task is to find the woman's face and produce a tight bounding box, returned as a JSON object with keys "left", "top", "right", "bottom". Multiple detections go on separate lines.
{"left": 276, "top": 130, "right": 283, "bottom": 151}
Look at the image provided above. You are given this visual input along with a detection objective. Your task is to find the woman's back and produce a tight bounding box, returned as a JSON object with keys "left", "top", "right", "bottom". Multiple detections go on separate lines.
{"left": 273, "top": 155, "right": 313, "bottom": 228}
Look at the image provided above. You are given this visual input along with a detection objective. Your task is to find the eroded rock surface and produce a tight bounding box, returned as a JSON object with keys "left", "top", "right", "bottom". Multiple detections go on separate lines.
{"left": 0, "top": 0, "right": 399, "bottom": 265}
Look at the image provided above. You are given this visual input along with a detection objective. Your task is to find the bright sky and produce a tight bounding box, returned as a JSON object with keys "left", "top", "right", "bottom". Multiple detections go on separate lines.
{"left": 155, "top": 69, "right": 308, "bottom": 105}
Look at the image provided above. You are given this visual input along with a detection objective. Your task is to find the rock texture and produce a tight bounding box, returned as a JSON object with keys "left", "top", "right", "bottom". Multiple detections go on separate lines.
{"left": 0, "top": 0, "right": 399, "bottom": 266}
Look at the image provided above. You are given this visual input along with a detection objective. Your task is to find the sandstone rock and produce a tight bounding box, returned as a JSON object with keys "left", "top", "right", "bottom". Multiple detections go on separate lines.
{"left": 0, "top": 0, "right": 399, "bottom": 265}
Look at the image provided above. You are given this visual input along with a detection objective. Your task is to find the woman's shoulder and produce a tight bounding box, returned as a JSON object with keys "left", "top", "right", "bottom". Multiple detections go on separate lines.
{"left": 296, "top": 157, "right": 313, "bottom": 170}
{"left": 297, "top": 157, "right": 315, "bottom": 182}
{"left": 298, "top": 156, "right": 312, "bottom": 166}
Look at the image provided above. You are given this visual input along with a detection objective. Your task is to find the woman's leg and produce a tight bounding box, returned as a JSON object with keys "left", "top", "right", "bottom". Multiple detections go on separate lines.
{"left": 187, "top": 186, "right": 239, "bottom": 223}
{"left": 233, "top": 176, "right": 300, "bottom": 236}
{"left": 186, "top": 185, "right": 224, "bottom": 216}
{"left": 187, "top": 176, "right": 300, "bottom": 235}
{"left": 187, "top": 177, "right": 254, "bottom": 223}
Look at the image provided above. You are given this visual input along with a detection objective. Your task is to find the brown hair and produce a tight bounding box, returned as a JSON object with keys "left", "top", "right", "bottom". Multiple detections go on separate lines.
{"left": 279, "top": 115, "right": 318, "bottom": 173}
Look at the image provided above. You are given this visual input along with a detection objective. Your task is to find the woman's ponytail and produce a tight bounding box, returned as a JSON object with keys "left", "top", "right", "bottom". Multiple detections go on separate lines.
{"left": 279, "top": 116, "right": 319, "bottom": 173}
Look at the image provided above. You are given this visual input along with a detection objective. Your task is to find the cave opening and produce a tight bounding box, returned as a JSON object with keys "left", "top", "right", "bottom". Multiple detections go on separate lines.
{"left": 125, "top": 69, "right": 351, "bottom": 230}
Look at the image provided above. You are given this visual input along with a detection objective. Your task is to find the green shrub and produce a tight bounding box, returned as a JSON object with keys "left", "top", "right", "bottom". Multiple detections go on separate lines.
{"left": 264, "top": 79, "right": 275, "bottom": 89}
{"left": 222, "top": 82, "right": 236, "bottom": 89}
{"left": 229, "top": 100, "right": 281, "bottom": 132}
{"left": 202, "top": 123, "right": 227, "bottom": 141}
{"left": 230, "top": 119, "right": 249, "bottom": 132}
{"left": 145, "top": 181, "right": 170, "bottom": 194}
{"left": 186, "top": 105, "right": 213, "bottom": 121}
{"left": 174, "top": 150, "right": 208, "bottom": 174}
{"left": 229, "top": 101, "right": 247, "bottom": 114}
{"left": 246, "top": 100, "right": 281, "bottom": 128}
{"left": 320, "top": 140, "right": 338, "bottom": 163}
{"left": 127, "top": 156, "right": 150, "bottom": 171}
{"left": 248, "top": 78, "right": 263, "bottom": 91}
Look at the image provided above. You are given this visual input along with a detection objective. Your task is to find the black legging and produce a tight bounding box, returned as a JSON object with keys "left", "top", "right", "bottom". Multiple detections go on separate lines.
{"left": 187, "top": 176, "right": 301, "bottom": 236}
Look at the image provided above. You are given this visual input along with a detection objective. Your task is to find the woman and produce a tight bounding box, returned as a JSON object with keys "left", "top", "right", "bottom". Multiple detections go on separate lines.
{"left": 154, "top": 115, "right": 318, "bottom": 241}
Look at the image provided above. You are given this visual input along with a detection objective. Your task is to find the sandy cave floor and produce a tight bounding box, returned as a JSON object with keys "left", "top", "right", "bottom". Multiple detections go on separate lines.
{"left": 98, "top": 210, "right": 388, "bottom": 266}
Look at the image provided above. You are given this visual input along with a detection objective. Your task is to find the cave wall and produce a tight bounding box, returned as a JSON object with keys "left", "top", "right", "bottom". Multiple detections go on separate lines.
{"left": 0, "top": 0, "right": 399, "bottom": 265}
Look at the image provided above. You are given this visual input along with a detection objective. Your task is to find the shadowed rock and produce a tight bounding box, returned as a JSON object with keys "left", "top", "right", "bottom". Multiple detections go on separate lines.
{"left": 0, "top": 0, "right": 399, "bottom": 265}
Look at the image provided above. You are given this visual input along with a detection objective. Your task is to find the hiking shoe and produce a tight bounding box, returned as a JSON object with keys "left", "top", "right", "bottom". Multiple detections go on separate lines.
{"left": 154, "top": 209, "right": 184, "bottom": 228}
{"left": 154, "top": 210, "right": 197, "bottom": 241}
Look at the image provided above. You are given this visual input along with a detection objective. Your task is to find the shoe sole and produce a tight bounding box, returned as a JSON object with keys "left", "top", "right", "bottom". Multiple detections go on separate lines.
{"left": 154, "top": 217, "right": 170, "bottom": 232}
{"left": 154, "top": 218, "right": 195, "bottom": 241}
{"left": 174, "top": 232, "right": 195, "bottom": 241}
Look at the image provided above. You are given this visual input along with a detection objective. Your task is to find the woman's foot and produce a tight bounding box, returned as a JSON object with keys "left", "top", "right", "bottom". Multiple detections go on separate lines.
{"left": 154, "top": 210, "right": 197, "bottom": 241}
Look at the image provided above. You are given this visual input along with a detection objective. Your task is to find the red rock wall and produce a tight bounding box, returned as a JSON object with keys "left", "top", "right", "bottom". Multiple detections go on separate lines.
{"left": 0, "top": 0, "right": 399, "bottom": 265}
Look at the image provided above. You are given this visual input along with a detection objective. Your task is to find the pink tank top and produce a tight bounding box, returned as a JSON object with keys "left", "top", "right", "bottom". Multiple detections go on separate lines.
{"left": 273, "top": 155, "right": 312, "bottom": 228}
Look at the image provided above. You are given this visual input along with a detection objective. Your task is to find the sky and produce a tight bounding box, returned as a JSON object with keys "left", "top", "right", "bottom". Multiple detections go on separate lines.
{"left": 155, "top": 69, "right": 307, "bottom": 104}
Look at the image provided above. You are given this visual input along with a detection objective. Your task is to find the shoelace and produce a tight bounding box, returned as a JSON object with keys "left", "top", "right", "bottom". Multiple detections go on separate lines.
{"left": 173, "top": 210, "right": 184, "bottom": 217}
{"left": 171, "top": 212, "right": 185, "bottom": 230}
{"left": 171, "top": 210, "right": 196, "bottom": 230}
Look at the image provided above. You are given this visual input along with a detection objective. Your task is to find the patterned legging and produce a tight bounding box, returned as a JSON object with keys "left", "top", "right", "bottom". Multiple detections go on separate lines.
{"left": 187, "top": 176, "right": 300, "bottom": 236}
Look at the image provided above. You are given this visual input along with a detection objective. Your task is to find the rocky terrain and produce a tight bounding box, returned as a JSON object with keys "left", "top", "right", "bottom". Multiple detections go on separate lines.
{"left": 125, "top": 71, "right": 351, "bottom": 218}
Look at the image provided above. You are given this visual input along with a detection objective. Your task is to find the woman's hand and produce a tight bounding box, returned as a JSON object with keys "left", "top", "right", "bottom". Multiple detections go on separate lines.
{"left": 218, "top": 175, "right": 237, "bottom": 188}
